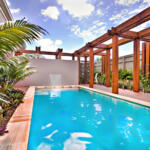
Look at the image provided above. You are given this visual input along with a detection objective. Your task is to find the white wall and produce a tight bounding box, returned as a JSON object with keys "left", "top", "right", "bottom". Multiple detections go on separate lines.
{"left": 17, "top": 59, "right": 78, "bottom": 86}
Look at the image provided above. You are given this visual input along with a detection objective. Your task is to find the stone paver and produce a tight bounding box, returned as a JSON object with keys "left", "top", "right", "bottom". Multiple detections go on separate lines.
{"left": 82, "top": 84, "right": 150, "bottom": 102}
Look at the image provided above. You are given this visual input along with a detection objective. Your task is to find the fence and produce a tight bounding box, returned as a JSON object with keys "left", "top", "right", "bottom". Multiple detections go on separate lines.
{"left": 80, "top": 53, "right": 142, "bottom": 83}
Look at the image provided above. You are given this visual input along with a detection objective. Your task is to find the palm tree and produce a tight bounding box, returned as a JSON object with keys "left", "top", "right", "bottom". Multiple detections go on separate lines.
{"left": 0, "top": 18, "right": 47, "bottom": 57}
{"left": 0, "top": 18, "right": 47, "bottom": 102}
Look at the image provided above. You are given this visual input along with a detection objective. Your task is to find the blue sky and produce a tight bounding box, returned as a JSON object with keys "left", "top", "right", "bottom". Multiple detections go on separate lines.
{"left": 7, "top": 0, "right": 150, "bottom": 57}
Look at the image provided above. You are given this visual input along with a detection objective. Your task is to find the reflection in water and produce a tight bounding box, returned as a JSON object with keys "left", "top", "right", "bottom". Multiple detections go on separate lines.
{"left": 41, "top": 123, "right": 52, "bottom": 130}
{"left": 63, "top": 132, "right": 92, "bottom": 150}
{"left": 94, "top": 104, "right": 102, "bottom": 112}
{"left": 50, "top": 90, "right": 61, "bottom": 97}
{"left": 45, "top": 130, "right": 58, "bottom": 141}
{"left": 37, "top": 143, "right": 51, "bottom": 150}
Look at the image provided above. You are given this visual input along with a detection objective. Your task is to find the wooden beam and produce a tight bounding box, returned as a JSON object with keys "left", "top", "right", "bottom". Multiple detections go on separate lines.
{"left": 108, "top": 38, "right": 132, "bottom": 49}
{"left": 94, "top": 43, "right": 108, "bottom": 49}
{"left": 17, "top": 50, "right": 73, "bottom": 57}
{"left": 91, "top": 33, "right": 111, "bottom": 47}
{"left": 114, "top": 7, "right": 150, "bottom": 34}
{"left": 139, "top": 27, "right": 150, "bottom": 38}
{"left": 119, "top": 31, "right": 138, "bottom": 39}
{"left": 89, "top": 48, "right": 94, "bottom": 88}
{"left": 72, "top": 55, "right": 75, "bottom": 60}
{"left": 133, "top": 38, "right": 140, "bottom": 92}
{"left": 106, "top": 49, "right": 111, "bottom": 87}
{"left": 112, "top": 35, "right": 119, "bottom": 94}
{"left": 74, "top": 44, "right": 89, "bottom": 55}
{"left": 61, "top": 53, "right": 73, "bottom": 56}
{"left": 146, "top": 42, "right": 150, "bottom": 78}
{"left": 78, "top": 55, "right": 80, "bottom": 85}
{"left": 84, "top": 56, "right": 87, "bottom": 83}
{"left": 141, "top": 43, "right": 146, "bottom": 76}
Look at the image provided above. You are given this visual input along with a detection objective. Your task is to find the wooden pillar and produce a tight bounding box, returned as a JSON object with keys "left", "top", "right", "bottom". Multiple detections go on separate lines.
{"left": 84, "top": 56, "right": 87, "bottom": 84}
{"left": 106, "top": 49, "right": 111, "bottom": 87}
{"left": 78, "top": 55, "right": 80, "bottom": 85}
{"left": 112, "top": 35, "right": 119, "bottom": 94}
{"left": 72, "top": 55, "right": 75, "bottom": 61}
{"left": 101, "top": 56, "right": 104, "bottom": 74}
{"left": 146, "top": 42, "right": 150, "bottom": 78}
{"left": 56, "top": 48, "right": 63, "bottom": 59}
{"left": 36, "top": 47, "right": 40, "bottom": 59}
{"left": 141, "top": 43, "right": 146, "bottom": 76}
{"left": 133, "top": 38, "right": 140, "bottom": 92}
{"left": 89, "top": 48, "right": 94, "bottom": 88}
{"left": 104, "top": 56, "right": 107, "bottom": 74}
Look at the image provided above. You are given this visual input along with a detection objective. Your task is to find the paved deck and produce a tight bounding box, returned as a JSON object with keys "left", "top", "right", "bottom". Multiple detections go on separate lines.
{"left": 82, "top": 84, "right": 150, "bottom": 102}
{"left": 0, "top": 87, "right": 35, "bottom": 150}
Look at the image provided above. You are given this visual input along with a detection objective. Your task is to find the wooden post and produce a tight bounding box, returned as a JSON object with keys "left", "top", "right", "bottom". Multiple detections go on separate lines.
{"left": 56, "top": 48, "right": 63, "bottom": 59}
{"left": 104, "top": 56, "right": 107, "bottom": 74}
{"left": 133, "top": 38, "right": 140, "bottom": 92}
{"left": 84, "top": 56, "right": 87, "bottom": 84}
{"left": 112, "top": 35, "right": 119, "bottom": 94}
{"left": 106, "top": 49, "right": 111, "bottom": 87}
{"left": 36, "top": 47, "right": 40, "bottom": 59}
{"left": 101, "top": 56, "right": 104, "bottom": 74}
{"left": 89, "top": 48, "right": 94, "bottom": 88}
{"left": 72, "top": 55, "right": 75, "bottom": 61}
{"left": 146, "top": 42, "right": 150, "bottom": 78}
{"left": 78, "top": 55, "right": 80, "bottom": 85}
{"left": 142, "top": 43, "right": 146, "bottom": 76}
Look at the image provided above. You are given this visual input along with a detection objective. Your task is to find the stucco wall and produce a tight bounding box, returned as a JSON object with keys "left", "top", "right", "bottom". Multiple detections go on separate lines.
{"left": 17, "top": 59, "right": 78, "bottom": 86}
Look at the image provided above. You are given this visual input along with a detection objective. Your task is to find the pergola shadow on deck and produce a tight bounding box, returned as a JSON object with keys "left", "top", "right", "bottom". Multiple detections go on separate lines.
{"left": 16, "top": 7, "right": 150, "bottom": 95}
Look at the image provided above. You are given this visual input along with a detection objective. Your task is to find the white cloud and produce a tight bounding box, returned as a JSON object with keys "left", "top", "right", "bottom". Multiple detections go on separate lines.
{"left": 96, "top": 9, "right": 104, "bottom": 16}
{"left": 97, "top": 1, "right": 104, "bottom": 6}
{"left": 71, "top": 21, "right": 106, "bottom": 42}
{"left": 6, "top": 0, "right": 21, "bottom": 14}
{"left": 6, "top": 0, "right": 10, "bottom": 6}
{"left": 143, "top": 0, "right": 150, "bottom": 5}
{"left": 57, "top": 0, "right": 94, "bottom": 19}
{"left": 109, "top": 9, "right": 130, "bottom": 24}
{"left": 41, "top": 6, "right": 60, "bottom": 20}
{"left": 10, "top": 8, "right": 20, "bottom": 14}
{"left": 40, "top": 0, "right": 47, "bottom": 3}
{"left": 115, "top": 0, "right": 140, "bottom": 6}
{"left": 36, "top": 38, "right": 63, "bottom": 51}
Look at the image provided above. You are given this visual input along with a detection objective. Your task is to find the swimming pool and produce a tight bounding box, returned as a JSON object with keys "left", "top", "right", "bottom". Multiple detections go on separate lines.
{"left": 28, "top": 88, "right": 150, "bottom": 150}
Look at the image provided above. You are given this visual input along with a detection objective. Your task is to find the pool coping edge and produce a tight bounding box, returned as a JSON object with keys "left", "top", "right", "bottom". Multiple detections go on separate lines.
{"left": 79, "top": 85, "right": 150, "bottom": 107}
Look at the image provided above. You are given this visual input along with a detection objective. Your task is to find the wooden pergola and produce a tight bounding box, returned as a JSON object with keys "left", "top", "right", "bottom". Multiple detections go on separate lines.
{"left": 16, "top": 7, "right": 150, "bottom": 94}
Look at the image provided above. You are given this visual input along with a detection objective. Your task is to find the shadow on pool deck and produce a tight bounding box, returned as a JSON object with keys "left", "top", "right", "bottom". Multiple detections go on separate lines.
{"left": 82, "top": 84, "right": 150, "bottom": 102}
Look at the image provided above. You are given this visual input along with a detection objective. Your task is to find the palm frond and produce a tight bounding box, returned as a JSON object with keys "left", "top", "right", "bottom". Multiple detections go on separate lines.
{"left": 0, "top": 19, "right": 48, "bottom": 57}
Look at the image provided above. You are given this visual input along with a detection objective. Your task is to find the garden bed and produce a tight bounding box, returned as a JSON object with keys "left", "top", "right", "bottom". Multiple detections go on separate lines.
{"left": 0, "top": 87, "right": 29, "bottom": 135}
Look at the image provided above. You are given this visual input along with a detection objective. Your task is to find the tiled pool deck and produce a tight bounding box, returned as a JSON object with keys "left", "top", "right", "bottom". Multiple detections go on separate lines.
{"left": 82, "top": 84, "right": 150, "bottom": 103}
{"left": 0, "top": 87, "right": 35, "bottom": 150}
{"left": 0, "top": 85, "right": 150, "bottom": 150}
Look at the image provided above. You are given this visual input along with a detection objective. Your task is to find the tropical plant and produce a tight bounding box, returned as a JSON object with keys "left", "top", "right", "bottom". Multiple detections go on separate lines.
{"left": 140, "top": 73, "right": 150, "bottom": 93}
{"left": 0, "top": 19, "right": 47, "bottom": 57}
{"left": 0, "top": 56, "right": 35, "bottom": 93}
{"left": 0, "top": 18, "right": 47, "bottom": 127}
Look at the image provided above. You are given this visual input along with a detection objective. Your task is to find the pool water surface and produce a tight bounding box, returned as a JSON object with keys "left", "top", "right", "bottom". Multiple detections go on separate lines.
{"left": 28, "top": 88, "right": 150, "bottom": 150}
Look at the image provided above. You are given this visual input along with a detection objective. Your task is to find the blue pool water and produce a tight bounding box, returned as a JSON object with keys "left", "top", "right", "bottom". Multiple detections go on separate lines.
{"left": 28, "top": 88, "right": 150, "bottom": 150}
